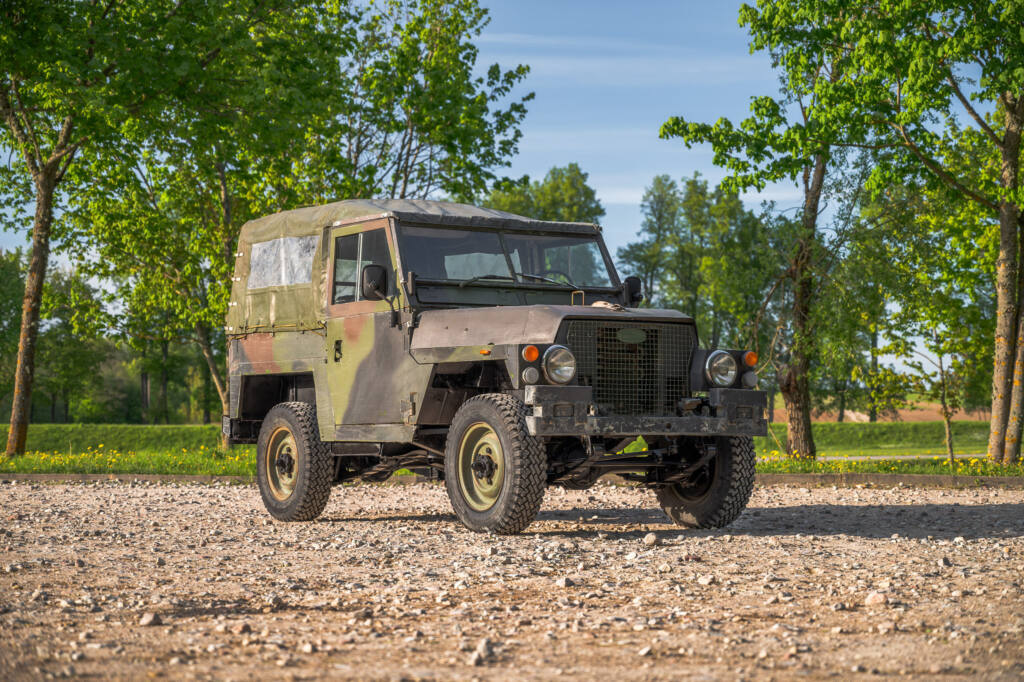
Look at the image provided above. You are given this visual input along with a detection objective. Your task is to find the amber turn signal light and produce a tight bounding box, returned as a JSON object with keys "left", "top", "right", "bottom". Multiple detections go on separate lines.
{"left": 743, "top": 351, "right": 758, "bottom": 367}
{"left": 522, "top": 345, "right": 540, "bottom": 362}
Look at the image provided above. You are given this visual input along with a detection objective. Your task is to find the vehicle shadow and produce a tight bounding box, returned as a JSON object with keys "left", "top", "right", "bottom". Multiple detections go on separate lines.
{"left": 533, "top": 502, "right": 1024, "bottom": 541}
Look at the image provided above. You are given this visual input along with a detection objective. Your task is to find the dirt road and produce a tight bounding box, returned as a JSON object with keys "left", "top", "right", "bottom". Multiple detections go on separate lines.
{"left": 1, "top": 480, "right": 1023, "bottom": 680}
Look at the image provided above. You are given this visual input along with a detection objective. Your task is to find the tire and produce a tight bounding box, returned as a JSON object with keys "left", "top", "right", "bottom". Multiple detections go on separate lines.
{"left": 656, "top": 436, "right": 755, "bottom": 529}
{"left": 444, "top": 393, "right": 546, "bottom": 534}
{"left": 256, "top": 402, "right": 333, "bottom": 522}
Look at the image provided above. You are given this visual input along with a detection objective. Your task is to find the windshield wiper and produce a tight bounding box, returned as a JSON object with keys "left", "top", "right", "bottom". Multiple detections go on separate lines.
{"left": 458, "top": 274, "right": 515, "bottom": 288}
{"left": 516, "top": 271, "right": 575, "bottom": 287}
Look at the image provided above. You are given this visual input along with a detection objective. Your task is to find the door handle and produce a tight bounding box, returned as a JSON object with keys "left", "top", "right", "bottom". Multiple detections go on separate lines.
{"left": 334, "top": 339, "right": 343, "bottom": 362}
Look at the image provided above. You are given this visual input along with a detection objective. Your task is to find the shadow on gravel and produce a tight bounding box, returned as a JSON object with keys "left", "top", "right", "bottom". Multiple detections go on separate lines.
{"left": 305, "top": 504, "right": 1023, "bottom": 541}
{"left": 531, "top": 503, "right": 1024, "bottom": 541}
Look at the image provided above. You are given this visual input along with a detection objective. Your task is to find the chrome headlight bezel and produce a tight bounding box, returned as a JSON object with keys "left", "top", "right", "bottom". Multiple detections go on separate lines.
{"left": 542, "top": 345, "right": 576, "bottom": 384}
{"left": 705, "top": 349, "right": 738, "bottom": 387}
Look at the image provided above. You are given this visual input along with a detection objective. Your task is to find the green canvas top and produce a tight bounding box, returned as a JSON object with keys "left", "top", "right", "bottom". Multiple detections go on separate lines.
{"left": 228, "top": 199, "right": 602, "bottom": 335}
{"left": 237, "top": 198, "right": 599, "bottom": 244}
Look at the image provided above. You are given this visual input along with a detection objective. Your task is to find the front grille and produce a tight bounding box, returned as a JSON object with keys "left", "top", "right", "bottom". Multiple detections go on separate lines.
{"left": 564, "top": 320, "right": 696, "bottom": 416}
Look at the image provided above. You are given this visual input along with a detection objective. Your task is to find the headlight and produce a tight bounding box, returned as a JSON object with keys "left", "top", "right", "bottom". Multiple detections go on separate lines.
{"left": 543, "top": 345, "right": 576, "bottom": 384}
{"left": 705, "top": 350, "right": 738, "bottom": 387}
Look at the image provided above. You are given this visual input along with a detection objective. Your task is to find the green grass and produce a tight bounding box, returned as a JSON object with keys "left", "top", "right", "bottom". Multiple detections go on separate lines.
{"left": 758, "top": 454, "right": 1024, "bottom": 477}
{"left": 0, "top": 420, "right": 1009, "bottom": 478}
{"left": 0, "top": 445, "right": 255, "bottom": 476}
{"left": 755, "top": 421, "right": 989, "bottom": 458}
{"left": 3, "top": 446, "right": 1021, "bottom": 479}
{"left": 0, "top": 423, "right": 223, "bottom": 453}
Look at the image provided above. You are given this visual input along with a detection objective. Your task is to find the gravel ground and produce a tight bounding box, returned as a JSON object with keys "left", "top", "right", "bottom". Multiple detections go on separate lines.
{"left": 1, "top": 480, "right": 1023, "bottom": 680}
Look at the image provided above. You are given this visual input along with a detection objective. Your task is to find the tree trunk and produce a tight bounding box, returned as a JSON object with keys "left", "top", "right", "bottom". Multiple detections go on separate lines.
{"left": 159, "top": 339, "right": 169, "bottom": 424}
{"left": 869, "top": 328, "right": 879, "bottom": 423}
{"left": 989, "top": 105, "right": 1022, "bottom": 463}
{"left": 780, "top": 359, "right": 814, "bottom": 457}
{"left": 196, "top": 323, "right": 229, "bottom": 447}
{"left": 6, "top": 176, "right": 56, "bottom": 456}
{"left": 202, "top": 357, "right": 212, "bottom": 425}
{"left": 140, "top": 370, "right": 150, "bottom": 421}
{"left": 49, "top": 394, "right": 56, "bottom": 423}
{"left": 62, "top": 389, "right": 69, "bottom": 423}
{"left": 837, "top": 387, "right": 846, "bottom": 423}
{"left": 938, "top": 354, "right": 955, "bottom": 465}
{"left": 1005, "top": 218, "right": 1024, "bottom": 462}
{"left": 779, "top": 153, "right": 827, "bottom": 459}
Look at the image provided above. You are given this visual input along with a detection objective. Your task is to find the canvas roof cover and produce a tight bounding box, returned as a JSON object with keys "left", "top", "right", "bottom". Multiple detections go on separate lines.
{"left": 227, "top": 199, "right": 601, "bottom": 334}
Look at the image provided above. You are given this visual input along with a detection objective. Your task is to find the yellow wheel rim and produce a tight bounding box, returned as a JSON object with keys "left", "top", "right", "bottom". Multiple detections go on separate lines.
{"left": 457, "top": 422, "right": 505, "bottom": 511}
{"left": 266, "top": 427, "right": 299, "bottom": 501}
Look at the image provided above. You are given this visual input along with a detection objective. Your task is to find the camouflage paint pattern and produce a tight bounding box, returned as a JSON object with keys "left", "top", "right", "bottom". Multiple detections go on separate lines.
{"left": 226, "top": 199, "right": 761, "bottom": 445}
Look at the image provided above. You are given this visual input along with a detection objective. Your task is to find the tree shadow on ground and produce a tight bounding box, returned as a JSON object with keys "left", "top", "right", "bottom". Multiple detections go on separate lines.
{"left": 311, "top": 503, "right": 1024, "bottom": 542}
{"left": 533, "top": 503, "right": 1024, "bottom": 541}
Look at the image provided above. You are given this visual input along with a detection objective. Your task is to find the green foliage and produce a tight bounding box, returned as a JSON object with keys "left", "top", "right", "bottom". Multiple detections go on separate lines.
{"left": 617, "top": 173, "right": 780, "bottom": 354}
{"left": 32, "top": 268, "right": 108, "bottom": 420}
{"left": 482, "top": 163, "right": 604, "bottom": 223}
{"left": 0, "top": 249, "right": 23, "bottom": 398}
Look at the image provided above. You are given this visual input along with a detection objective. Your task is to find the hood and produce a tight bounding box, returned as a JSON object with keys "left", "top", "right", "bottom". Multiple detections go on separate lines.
{"left": 411, "top": 305, "right": 693, "bottom": 350}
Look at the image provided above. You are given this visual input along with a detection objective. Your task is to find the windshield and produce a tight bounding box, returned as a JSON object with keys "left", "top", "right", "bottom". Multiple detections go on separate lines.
{"left": 396, "top": 225, "right": 614, "bottom": 288}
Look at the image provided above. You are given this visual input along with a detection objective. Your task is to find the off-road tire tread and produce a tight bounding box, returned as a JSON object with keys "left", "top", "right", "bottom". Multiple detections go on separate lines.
{"left": 445, "top": 393, "right": 546, "bottom": 535}
{"left": 257, "top": 402, "right": 333, "bottom": 522}
{"left": 657, "top": 436, "right": 755, "bottom": 529}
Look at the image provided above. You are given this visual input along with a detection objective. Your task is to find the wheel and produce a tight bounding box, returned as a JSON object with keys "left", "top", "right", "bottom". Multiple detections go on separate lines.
{"left": 656, "top": 436, "right": 755, "bottom": 529}
{"left": 444, "top": 393, "right": 546, "bottom": 534}
{"left": 256, "top": 402, "right": 333, "bottom": 521}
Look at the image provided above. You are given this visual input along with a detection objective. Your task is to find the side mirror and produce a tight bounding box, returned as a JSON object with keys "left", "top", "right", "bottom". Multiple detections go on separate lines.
{"left": 361, "top": 264, "right": 388, "bottom": 301}
{"left": 624, "top": 276, "right": 644, "bottom": 306}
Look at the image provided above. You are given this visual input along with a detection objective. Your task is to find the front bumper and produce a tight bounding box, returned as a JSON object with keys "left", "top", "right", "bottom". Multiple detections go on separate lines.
{"left": 523, "top": 385, "right": 768, "bottom": 437}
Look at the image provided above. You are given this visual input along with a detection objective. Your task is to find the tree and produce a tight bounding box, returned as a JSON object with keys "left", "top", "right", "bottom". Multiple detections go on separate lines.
{"left": 724, "top": 1, "right": 1023, "bottom": 461}
{"left": 34, "top": 268, "right": 107, "bottom": 422}
{"left": 484, "top": 163, "right": 605, "bottom": 224}
{"left": 316, "top": 0, "right": 533, "bottom": 201}
{"left": 617, "top": 175, "right": 683, "bottom": 305}
{"left": 0, "top": 250, "right": 24, "bottom": 410}
{"left": 660, "top": 25, "right": 854, "bottom": 457}
{"left": 63, "top": 0, "right": 531, "bottom": 429}
{"left": 0, "top": 0, "right": 312, "bottom": 455}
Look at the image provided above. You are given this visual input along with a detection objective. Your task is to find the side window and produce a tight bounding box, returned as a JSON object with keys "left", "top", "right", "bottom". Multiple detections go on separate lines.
{"left": 332, "top": 229, "right": 395, "bottom": 305}
{"left": 332, "top": 234, "right": 359, "bottom": 304}
{"left": 360, "top": 229, "right": 396, "bottom": 296}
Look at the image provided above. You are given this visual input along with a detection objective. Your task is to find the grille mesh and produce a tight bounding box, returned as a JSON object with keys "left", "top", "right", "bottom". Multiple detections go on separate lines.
{"left": 564, "top": 320, "right": 695, "bottom": 416}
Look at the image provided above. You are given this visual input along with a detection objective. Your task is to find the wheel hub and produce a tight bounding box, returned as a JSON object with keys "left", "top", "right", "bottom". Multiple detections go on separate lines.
{"left": 275, "top": 452, "right": 295, "bottom": 477}
{"left": 471, "top": 453, "right": 497, "bottom": 482}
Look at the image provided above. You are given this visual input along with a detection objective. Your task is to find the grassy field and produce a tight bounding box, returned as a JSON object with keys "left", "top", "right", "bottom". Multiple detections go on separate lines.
{"left": 0, "top": 420, "right": 1014, "bottom": 478}
{"left": 0, "top": 445, "right": 256, "bottom": 477}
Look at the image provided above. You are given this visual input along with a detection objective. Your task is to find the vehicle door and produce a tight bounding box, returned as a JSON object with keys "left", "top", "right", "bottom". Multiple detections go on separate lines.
{"left": 324, "top": 220, "right": 428, "bottom": 431}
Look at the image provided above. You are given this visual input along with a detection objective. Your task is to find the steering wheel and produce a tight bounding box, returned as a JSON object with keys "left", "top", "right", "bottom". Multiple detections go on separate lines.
{"left": 540, "top": 269, "right": 575, "bottom": 285}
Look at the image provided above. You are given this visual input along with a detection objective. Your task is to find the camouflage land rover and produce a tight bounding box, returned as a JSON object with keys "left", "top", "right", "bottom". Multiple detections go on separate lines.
{"left": 225, "top": 199, "right": 767, "bottom": 534}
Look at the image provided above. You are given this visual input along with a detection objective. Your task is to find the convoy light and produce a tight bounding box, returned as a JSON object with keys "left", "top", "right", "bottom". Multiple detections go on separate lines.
{"left": 522, "top": 366, "right": 540, "bottom": 384}
{"left": 741, "top": 371, "right": 758, "bottom": 389}
{"left": 542, "top": 345, "right": 576, "bottom": 384}
{"left": 705, "top": 350, "right": 738, "bottom": 387}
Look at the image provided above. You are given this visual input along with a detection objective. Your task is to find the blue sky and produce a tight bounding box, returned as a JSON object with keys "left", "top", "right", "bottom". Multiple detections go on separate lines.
{"left": 476, "top": 0, "right": 800, "bottom": 256}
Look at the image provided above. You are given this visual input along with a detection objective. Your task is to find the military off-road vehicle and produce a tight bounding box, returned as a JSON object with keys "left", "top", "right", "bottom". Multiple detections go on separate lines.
{"left": 225, "top": 199, "right": 767, "bottom": 534}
